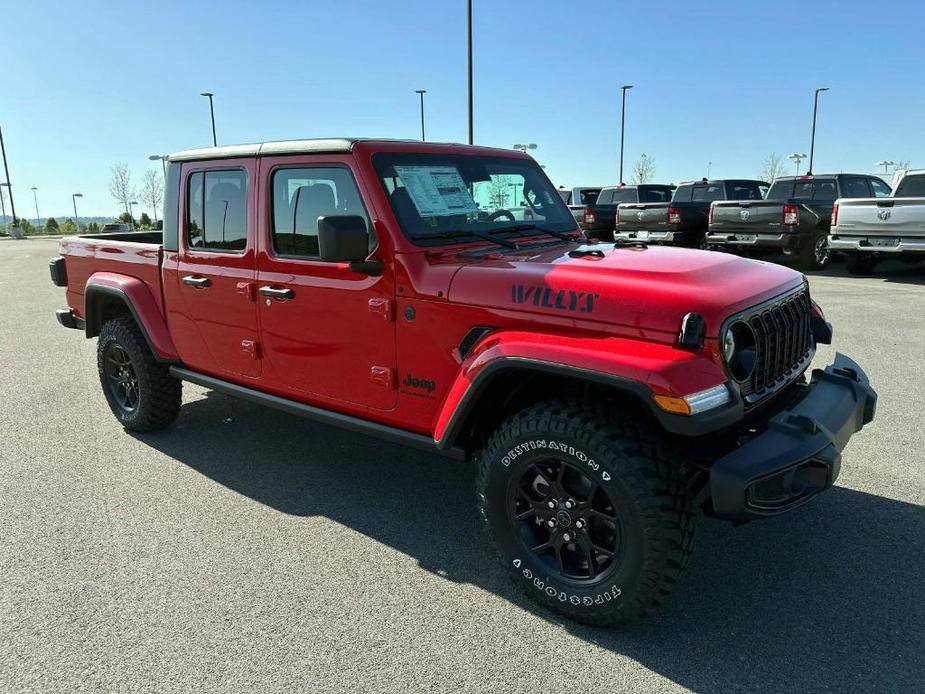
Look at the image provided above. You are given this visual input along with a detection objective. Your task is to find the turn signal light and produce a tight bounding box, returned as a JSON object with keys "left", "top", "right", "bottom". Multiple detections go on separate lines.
{"left": 783, "top": 204, "right": 799, "bottom": 225}
{"left": 668, "top": 206, "right": 681, "bottom": 225}
{"left": 653, "top": 394, "right": 691, "bottom": 415}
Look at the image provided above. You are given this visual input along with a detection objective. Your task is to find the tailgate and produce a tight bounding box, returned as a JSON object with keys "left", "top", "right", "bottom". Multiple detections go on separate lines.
{"left": 834, "top": 197, "right": 925, "bottom": 238}
{"left": 616, "top": 203, "right": 669, "bottom": 231}
{"left": 710, "top": 200, "right": 784, "bottom": 233}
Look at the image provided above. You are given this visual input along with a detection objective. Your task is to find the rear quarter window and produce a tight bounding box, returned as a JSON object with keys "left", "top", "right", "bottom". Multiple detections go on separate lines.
{"left": 672, "top": 185, "right": 692, "bottom": 202}
{"left": 894, "top": 175, "right": 925, "bottom": 197}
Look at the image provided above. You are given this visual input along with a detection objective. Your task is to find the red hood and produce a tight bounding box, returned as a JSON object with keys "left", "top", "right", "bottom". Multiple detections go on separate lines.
{"left": 447, "top": 244, "right": 804, "bottom": 337}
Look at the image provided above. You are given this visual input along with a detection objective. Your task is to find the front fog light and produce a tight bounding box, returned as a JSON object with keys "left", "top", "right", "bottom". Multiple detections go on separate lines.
{"left": 653, "top": 383, "right": 732, "bottom": 416}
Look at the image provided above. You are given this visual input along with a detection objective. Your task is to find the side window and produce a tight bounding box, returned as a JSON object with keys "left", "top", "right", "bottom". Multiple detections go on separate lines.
{"left": 840, "top": 177, "right": 871, "bottom": 199}
{"left": 869, "top": 178, "right": 892, "bottom": 198}
{"left": 186, "top": 169, "right": 248, "bottom": 252}
{"left": 597, "top": 190, "right": 612, "bottom": 205}
{"left": 895, "top": 175, "right": 925, "bottom": 197}
{"left": 272, "top": 167, "right": 371, "bottom": 258}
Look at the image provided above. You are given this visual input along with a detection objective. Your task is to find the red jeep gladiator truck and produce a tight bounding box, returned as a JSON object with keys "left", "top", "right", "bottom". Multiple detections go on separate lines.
{"left": 49, "top": 138, "right": 876, "bottom": 625}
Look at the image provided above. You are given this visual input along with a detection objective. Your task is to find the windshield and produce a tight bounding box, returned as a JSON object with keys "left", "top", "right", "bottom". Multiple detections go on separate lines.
{"left": 372, "top": 153, "right": 576, "bottom": 244}
{"left": 767, "top": 178, "right": 837, "bottom": 201}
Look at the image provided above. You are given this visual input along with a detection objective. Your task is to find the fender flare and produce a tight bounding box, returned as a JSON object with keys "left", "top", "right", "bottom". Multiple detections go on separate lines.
{"left": 84, "top": 273, "right": 179, "bottom": 362}
{"left": 433, "top": 331, "right": 742, "bottom": 449}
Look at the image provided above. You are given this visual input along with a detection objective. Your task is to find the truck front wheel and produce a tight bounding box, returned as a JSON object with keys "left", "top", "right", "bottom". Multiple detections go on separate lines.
{"left": 97, "top": 317, "right": 182, "bottom": 432}
{"left": 476, "top": 400, "right": 696, "bottom": 625}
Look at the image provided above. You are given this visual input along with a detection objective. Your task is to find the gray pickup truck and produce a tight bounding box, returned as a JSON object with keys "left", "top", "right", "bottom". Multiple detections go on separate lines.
{"left": 557, "top": 186, "right": 603, "bottom": 225}
{"left": 829, "top": 169, "right": 925, "bottom": 274}
{"left": 707, "top": 174, "right": 890, "bottom": 271}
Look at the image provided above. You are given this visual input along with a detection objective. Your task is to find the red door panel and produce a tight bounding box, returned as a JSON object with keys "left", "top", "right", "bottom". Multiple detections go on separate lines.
{"left": 254, "top": 155, "right": 397, "bottom": 410}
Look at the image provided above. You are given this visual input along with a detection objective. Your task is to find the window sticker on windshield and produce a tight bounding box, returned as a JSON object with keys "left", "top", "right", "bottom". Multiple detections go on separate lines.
{"left": 394, "top": 165, "right": 479, "bottom": 217}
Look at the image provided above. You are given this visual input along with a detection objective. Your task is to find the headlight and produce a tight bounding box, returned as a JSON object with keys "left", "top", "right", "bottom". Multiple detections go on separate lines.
{"left": 722, "top": 328, "right": 736, "bottom": 363}
{"left": 724, "top": 321, "right": 757, "bottom": 381}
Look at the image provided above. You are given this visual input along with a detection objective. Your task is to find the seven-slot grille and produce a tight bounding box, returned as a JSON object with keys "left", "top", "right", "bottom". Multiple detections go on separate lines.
{"left": 740, "top": 288, "right": 813, "bottom": 401}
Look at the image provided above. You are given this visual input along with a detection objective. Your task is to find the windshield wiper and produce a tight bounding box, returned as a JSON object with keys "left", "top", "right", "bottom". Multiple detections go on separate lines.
{"left": 491, "top": 223, "right": 576, "bottom": 242}
{"left": 415, "top": 228, "right": 519, "bottom": 249}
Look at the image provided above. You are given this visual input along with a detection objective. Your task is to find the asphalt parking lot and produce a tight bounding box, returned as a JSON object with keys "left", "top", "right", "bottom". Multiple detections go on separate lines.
{"left": 1, "top": 237, "right": 923, "bottom": 693}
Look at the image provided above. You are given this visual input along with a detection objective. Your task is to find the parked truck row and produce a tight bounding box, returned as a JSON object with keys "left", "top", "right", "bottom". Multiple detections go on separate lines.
{"left": 567, "top": 170, "right": 924, "bottom": 272}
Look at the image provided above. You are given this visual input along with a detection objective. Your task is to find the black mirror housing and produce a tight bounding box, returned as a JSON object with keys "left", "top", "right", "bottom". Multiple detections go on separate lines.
{"left": 318, "top": 215, "right": 369, "bottom": 263}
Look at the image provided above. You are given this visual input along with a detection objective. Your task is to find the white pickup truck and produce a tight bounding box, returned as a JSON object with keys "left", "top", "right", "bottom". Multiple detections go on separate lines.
{"left": 829, "top": 169, "right": 925, "bottom": 274}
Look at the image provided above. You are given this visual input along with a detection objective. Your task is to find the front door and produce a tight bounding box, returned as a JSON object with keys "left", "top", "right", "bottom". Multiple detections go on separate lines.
{"left": 255, "top": 157, "right": 396, "bottom": 410}
{"left": 172, "top": 158, "right": 261, "bottom": 379}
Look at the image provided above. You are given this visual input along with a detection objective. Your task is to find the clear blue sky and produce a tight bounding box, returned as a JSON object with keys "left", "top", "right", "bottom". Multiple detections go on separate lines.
{"left": 2, "top": 0, "right": 924, "bottom": 219}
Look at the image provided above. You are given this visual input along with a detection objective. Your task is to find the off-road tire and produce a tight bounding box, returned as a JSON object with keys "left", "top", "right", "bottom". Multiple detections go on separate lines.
{"left": 97, "top": 317, "right": 182, "bottom": 431}
{"left": 845, "top": 252, "right": 877, "bottom": 275}
{"left": 476, "top": 399, "right": 696, "bottom": 626}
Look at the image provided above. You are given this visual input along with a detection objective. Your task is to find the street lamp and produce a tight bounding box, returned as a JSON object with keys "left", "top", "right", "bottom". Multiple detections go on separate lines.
{"left": 619, "top": 85, "right": 633, "bottom": 185}
{"left": 467, "top": 0, "right": 473, "bottom": 144}
{"left": 200, "top": 92, "right": 217, "bottom": 147}
{"left": 30, "top": 186, "right": 40, "bottom": 224}
{"left": 0, "top": 124, "right": 20, "bottom": 238}
{"left": 808, "top": 86, "right": 829, "bottom": 175}
{"left": 148, "top": 154, "right": 168, "bottom": 179}
{"left": 415, "top": 89, "right": 427, "bottom": 141}
{"left": 788, "top": 153, "right": 808, "bottom": 175}
{"left": 128, "top": 200, "right": 139, "bottom": 229}
{"left": 876, "top": 160, "right": 895, "bottom": 174}
{"left": 72, "top": 193, "right": 83, "bottom": 231}
{"left": 513, "top": 143, "right": 537, "bottom": 154}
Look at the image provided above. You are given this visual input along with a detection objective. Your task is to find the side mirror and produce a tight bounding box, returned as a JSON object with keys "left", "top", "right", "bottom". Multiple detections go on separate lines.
{"left": 317, "top": 215, "right": 382, "bottom": 276}
{"left": 318, "top": 215, "right": 369, "bottom": 262}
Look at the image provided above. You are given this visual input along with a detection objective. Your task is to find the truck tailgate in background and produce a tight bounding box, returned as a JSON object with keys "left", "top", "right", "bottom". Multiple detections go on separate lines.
{"left": 616, "top": 203, "right": 669, "bottom": 232}
{"left": 709, "top": 200, "right": 784, "bottom": 234}
{"left": 833, "top": 197, "right": 925, "bottom": 239}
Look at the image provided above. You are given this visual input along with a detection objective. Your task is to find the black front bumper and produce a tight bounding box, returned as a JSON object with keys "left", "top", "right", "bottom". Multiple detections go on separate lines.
{"left": 710, "top": 353, "right": 876, "bottom": 520}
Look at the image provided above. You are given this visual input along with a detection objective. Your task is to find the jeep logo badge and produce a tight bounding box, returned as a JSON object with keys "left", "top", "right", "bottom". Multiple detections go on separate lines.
{"left": 740, "top": 209, "right": 750, "bottom": 221}
{"left": 877, "top": 209, "right": 891, "bottom": 221}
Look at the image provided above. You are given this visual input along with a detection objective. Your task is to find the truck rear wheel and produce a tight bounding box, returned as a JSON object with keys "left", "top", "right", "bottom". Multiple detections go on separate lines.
{"left": 476, "top": 399, "right": 696, "bottom": 625}
{"left": 845, "top": 253, "right": 878, "bottom": 275}
{"left": 97, "top": 317, "right": 182, "bottom": 432}
{"left": 797, "top": 234, "right": 830, "bottom": 271}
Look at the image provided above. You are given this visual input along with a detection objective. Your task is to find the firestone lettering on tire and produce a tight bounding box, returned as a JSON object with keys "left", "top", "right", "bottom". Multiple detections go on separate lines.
{"left": 515, "top": 560, "right": 621, "bottom": 607}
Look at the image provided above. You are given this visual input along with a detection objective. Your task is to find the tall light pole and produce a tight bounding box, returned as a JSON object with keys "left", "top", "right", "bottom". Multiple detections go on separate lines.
{"left": 415, "top": 89, "right": 427, "bottom": 141}
{"left": 30, "top": 186, "right": 40, "bottom": 224}
{"left": 513, "top": 143, "right": 537, "bottom": 155}
{"left": 467, "top": 0, "right": 474, "bottom": 144}
{"left": 808, "top": 86, "right": 829, "bottom": 175}
{"left": 128, "top": 200, "right": 139, "bottom": 228}
{"left": 72, "top": 193, "right": 83, "bottom": 231}
{"left": 149, "top": 154, "right": 168, "bottom": 179}
{"left": 0, "top": 124, "right": 20, "bottom": 236}
{"left": 876, "top": 160, "right": 895, "bottom": 175}
{"left": 200, "top": 92, "right": 217, "bottom": 147}
{"left": 619, "top": 85, "right": 633, "bottom": 184}
{"left": 788, "top": 152, "right": 808, "bottom": 175}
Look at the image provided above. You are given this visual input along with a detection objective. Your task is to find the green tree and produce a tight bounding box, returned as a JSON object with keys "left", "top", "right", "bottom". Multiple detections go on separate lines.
{"left": 85, "top": 222, "right": 102, "bottom": 233}
{"left": 15, "top": 218, "right": 35, "bottom": 235}
{"left": 116, "top": 212, "right": 133, "bottom": 225}
{"left": 45, "top": 217, "right": 60, "bottom": 234}
{"left": 60, "top": 219, "right": 78, "bottom": 235}
{"left": 138, "top": 212, "right": 152, "bottom": 228}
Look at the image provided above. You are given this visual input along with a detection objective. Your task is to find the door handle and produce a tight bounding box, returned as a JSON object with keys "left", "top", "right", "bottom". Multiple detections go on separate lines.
{"left": 259, "top": 286, "right": 294, "bottom": 300}
{"left": 182, "top": 275, "right": 211, "bottom": 288}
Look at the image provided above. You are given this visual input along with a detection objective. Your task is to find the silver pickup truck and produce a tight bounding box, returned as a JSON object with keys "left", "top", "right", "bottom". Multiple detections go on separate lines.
{"left": 829, "top": 169, "right": 925, "bottom": 274}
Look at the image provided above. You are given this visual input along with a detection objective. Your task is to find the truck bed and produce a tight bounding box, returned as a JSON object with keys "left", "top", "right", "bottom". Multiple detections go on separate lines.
{"left": 58, "top": 232, "right": 165, "bottom": 318}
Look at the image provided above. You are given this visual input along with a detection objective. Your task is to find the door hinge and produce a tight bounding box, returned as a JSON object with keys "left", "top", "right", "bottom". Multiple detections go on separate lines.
{"left": 370, "top": 366, "right": 395, "bottom": 389}
{"left": 236, "top": 281, "right": 256, "bottom": 302}
{"left": 241, "top": 339, "right": 259, "bottom": 359}
{"left": 368, "top": 297, "right": 394, "bottom": 321}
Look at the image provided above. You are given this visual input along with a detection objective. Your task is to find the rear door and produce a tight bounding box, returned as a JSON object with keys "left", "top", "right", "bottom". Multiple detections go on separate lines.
{"left": 255, "top": 155, "right": 397, "bottom": 410}
{"left": 171, "top": 158, "right": 261, "bottom": 378}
